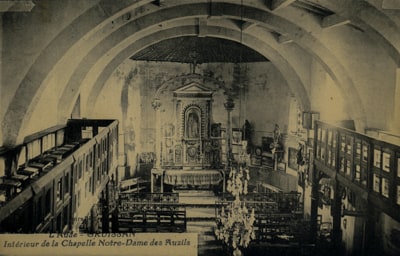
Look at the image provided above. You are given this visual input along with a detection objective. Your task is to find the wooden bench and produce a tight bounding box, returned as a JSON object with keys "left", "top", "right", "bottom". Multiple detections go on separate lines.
{"left": 117, "top": 210, "right": 186, "bottom": 233}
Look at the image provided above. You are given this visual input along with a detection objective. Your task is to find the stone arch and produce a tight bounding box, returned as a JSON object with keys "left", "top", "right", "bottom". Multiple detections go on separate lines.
{"left": 83, "top": 25, "right": 310, "bottom": 118}
{"left": 57, "top": 2, "right": 368, "bottom": 130}
{"left": 4, "top": 0, "right": 390, "bottom": 144}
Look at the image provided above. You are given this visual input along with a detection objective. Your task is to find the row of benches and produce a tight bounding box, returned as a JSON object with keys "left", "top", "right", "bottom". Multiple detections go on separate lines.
{"left": 119, "top": 192, "right": 179, "bottom": 203}
{"left": 254, "top": 214, "right": 312, "bottom": 244}
{"left": 117, "top": 210, "right": 187, "bottom": 233}
{"left": 119, "top": 202, "right": 183, "bottom": 215}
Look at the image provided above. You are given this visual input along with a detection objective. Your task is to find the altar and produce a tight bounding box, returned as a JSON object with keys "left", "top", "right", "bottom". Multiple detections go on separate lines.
{"left": 164, "top": 169, "right": 223, "bottom": 186}
{"left": 150, "top": 80, "right": 226, "bottom": 193}
{"left": 150, "top": 169, "right": 224, "bottom": 193}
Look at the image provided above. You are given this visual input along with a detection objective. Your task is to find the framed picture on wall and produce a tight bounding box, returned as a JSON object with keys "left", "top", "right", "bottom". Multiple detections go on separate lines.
{"left": 232, "top": 128, "right": 242, "bottom": 145}
{"left": 288, "top": 147, "right": 298, "bottom": 170}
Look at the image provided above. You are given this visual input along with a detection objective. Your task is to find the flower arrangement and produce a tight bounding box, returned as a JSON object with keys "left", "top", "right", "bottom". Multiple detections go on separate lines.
{"left": 215, "top": 166, "right": 256, "bottom": 256}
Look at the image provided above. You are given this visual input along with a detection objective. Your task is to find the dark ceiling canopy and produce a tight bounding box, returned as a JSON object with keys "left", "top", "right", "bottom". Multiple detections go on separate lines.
{"left": 130, "top": 36, "right": 269, "bottom": 64}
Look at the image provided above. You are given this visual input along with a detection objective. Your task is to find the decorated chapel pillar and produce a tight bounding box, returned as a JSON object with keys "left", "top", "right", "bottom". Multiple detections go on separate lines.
{"left": 152, "top": 98, "right": 162, "bottom": 168}
{"left": 224, "top": 98, "right": 235, "bottom": 169}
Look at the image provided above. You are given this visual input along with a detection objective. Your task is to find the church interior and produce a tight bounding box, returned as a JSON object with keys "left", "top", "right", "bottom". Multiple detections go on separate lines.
{"left": 1, "top": 1, "right": 400, "bottom": 255}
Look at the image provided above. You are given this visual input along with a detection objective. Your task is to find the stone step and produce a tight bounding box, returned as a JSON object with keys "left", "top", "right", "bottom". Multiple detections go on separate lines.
{"left": 186, "top": 221, "right": 216, "bottom": 231}
{"left": 198, "top": 246, "right": 224, "bottom": 256}
{"left": 186, "top": 216, "right": 216, "bottom": 222}
{"left": 187, "top": 221, "right": 220, "bottom": 249}
{"left": 178, "top": 190, "right": 218, "bottom": 205}
{"left": 177, "top": 190, "right": 216, "bottom": 196}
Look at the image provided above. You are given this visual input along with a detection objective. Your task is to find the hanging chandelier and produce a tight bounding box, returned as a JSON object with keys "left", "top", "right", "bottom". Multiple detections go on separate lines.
{"left": 215, "top": 165, "right": 256, "bottom": 256}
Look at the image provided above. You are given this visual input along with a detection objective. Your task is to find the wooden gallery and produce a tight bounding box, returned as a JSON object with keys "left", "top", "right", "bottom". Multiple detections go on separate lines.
{"left": 1, "top": 1, "right": 400, "bottom": 255}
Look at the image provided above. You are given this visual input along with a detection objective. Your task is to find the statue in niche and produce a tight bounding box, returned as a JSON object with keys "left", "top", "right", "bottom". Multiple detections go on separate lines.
{"left": 187, "top": 112, "right": 199, "bottom": 138}
{"left": 242, "top": 120, "right": 253, "bottom": 153}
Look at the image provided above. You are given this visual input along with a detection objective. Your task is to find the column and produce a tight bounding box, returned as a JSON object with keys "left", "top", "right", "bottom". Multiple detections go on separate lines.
{"left": 363, "top": 201, "right": 378, "bottom": 255}
{"left": 331, "top": 181, "right": 343, "bottom": 254}
{"left": 151, "top": 98, "right": 162, "bottom": 193}
{"left": 160, "top": 174, "right": 164, "bottom": 193}
{"left": 151, "top": 171, "right": 155, "bottom": 193}
{"left": 224, "top": 98, "right": 235, "bottom": 169}
{"left": 310, "top": 169, "right": 320, "bottom": 243}
{"left": 101, "top": 185, "right": 110, "bottom": 233}
{"left": 152, "top": 98, "right": 162, "bottom": 168}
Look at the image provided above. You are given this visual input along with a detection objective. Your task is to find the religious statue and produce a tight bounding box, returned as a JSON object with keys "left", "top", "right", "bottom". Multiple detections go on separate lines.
{"left": 270, "top": 124, "right": 282, "bottom": 154}
{"left": 296, "top": 143, "right": 307, "bottom": 187}
{"left": 296, "top": 143, "right": 305, "bottom": 167}
{"left": 242, "top": 120, "right": 253, "bottom": 153}
{"left": 273, "top": 124, "right": 281, "bottom": 145}
{"left": 187, "top": 112, "right": 199, "bottom": 138}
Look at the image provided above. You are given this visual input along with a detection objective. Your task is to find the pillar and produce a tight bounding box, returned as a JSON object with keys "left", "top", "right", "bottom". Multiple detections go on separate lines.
{"left": 310, "top": 169, "right": 320, "bottom": 243}
{"left": 152, "top": 98, "right": 162, "bottom": 169}
{"left": 151, "top": 171, "right": 155, "bottom": 193}
{"left": 331, "top": 181, "right": 343, "bottom": 254}
{"left": 101, "top": 185, "right": 110, "bottom": 233}
{"left": 224, "top": 98, "right": 235, "bottom": 169}
{"left": 160, "top": 174, "right": 164, "bottom": 193}
{"left": 363, "top": 201, "right": 378, "bottom": 255}
{"left": 150, "top": 94, "right": 164, "bottom": 194}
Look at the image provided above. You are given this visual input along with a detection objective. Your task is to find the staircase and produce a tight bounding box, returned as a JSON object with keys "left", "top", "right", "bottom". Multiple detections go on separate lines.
{"left": 187, "top": 221, "right": 223, "bottom": 256}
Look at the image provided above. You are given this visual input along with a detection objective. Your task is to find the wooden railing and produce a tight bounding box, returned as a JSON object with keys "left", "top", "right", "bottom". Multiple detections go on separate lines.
{"left": 314, "top": 121, "right": 400, "bottom": 222}
{"left": 217, "top": 192, "right": 302, "bottom": 213}
{"left": 117, "top": 192, "right": 186, "bottom": 232}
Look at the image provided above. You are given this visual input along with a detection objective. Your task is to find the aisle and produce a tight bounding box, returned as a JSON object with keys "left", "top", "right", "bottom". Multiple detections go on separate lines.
{"left": 186, "top": 221, "right": 223, "bottom": 256}
{"left": 178, "top": 190, "right": 223, "bottom": 255}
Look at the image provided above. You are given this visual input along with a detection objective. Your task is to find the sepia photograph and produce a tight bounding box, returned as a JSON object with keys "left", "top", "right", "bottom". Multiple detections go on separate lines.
{"left": 1, "top": 0, "right": 400, "bottom": 255}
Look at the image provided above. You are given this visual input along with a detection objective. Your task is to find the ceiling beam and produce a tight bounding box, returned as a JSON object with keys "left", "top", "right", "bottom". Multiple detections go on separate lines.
{"left": 242, "top": 21, "right": 259, "bottom": 31}
{"left": 152, "top": 0, "right": 166, "bottom": 7}
{"left": 277, "top": 34, "right": 293, "bottom": 44}
{"left": 231, "top": 20, "right": 258, "bottom": 31}
{"left": 0, "top": 1, "right": 35, "bottom": 12}
{"left": 268, "top": 0, "right": 296, "bottom": 11}
{"left": 322, "top": 14, "right": 350, "bottom": 29}
{"left": 197, "top": 18, "right": 208, "bottom": 37}
{"left": 382, "top": 0, "right": 400, "bottom": 9}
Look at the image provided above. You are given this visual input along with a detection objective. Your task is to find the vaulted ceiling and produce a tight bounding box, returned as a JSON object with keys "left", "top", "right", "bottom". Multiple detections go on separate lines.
{"left": 130, "top": 0, "right": 334, "bottom": 64}
{"left": 2, "top": 0, "right": 400, "bottom": 145}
